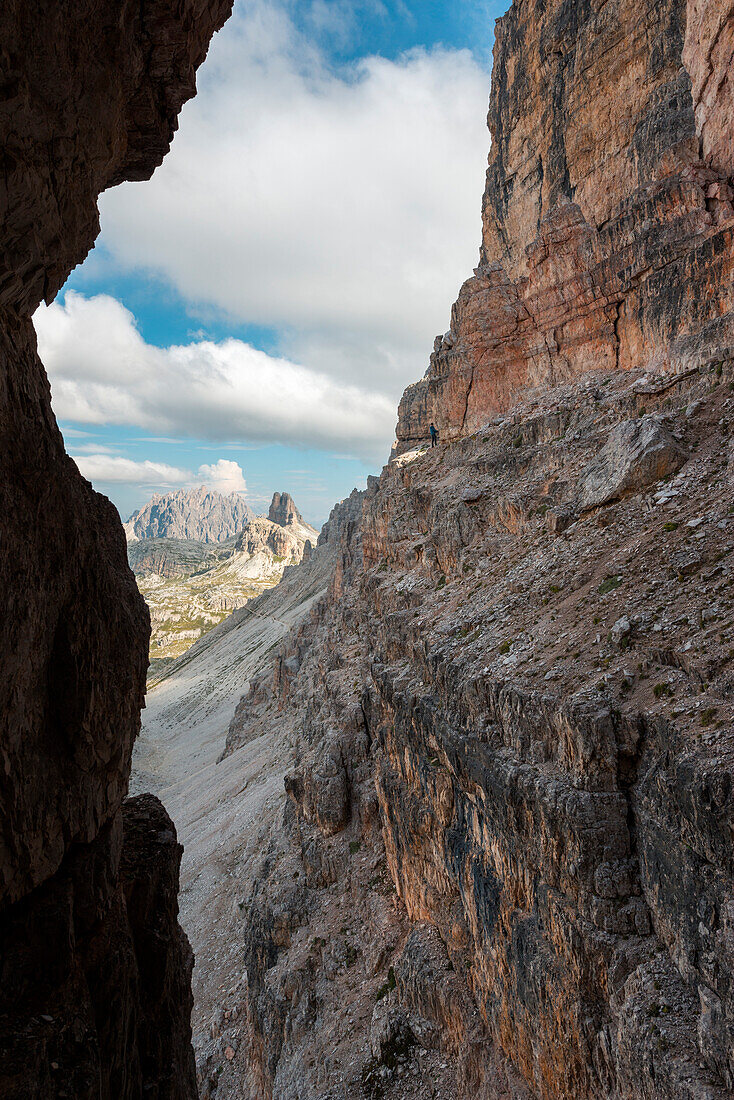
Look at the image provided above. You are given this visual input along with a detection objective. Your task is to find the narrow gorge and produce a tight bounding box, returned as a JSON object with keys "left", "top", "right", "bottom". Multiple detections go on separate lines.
{"left": 2, "top": 1, "right": 734, "bottom": 1099}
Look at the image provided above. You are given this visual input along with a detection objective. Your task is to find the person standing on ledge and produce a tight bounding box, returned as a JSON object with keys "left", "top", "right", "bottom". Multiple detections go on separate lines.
{"left": 429, "top": 422, "right": 438, "bottom": 448}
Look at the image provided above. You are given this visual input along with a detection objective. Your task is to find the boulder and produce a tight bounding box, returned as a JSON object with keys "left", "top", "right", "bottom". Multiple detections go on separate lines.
{"left": 576, "top": 417, "right": 686, "bottom": 510}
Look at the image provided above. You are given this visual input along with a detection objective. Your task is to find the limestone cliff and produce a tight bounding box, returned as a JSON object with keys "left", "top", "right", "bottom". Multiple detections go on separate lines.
{"left": 203, "top": 3, "right": 734, "bottom": 1098}
{"left": 395, "top": 0, "right": 734, "bottom": 452}
{"left": 0, "top": 0, "right": 233, "bottom": 1095}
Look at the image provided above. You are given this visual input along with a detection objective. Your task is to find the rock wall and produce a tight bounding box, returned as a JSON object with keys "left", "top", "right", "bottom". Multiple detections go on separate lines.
{"left": 226, "top": 365, "right": 734, "bottom": 1100}
{"left": 0, "top": 0, "right": 232, "bottom": 1094}
{"left": 395, "top": 0, "right": 734, "bottom": 452}
{"left": 213, "top": 2, "right": 734, "bottom": 1098}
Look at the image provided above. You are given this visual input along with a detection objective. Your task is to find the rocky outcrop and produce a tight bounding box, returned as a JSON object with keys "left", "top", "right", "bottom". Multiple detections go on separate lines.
{"left": 124, "top": 487, "right": 254, "bottom": 543}
{"left": 219, "top": 363, "right": 734, "bottom": 1100}
{"left": 198, "top": 3, "right": 734, "bottom": 1098}
{"left": 0, "top": 796, "right": 194, "bottom": 1099}
{"left": 128, "top": 537, "right": 237, "bottom": 580}
{"left": 269, "top": 491, "right": 304, "bottom": 528}
{"left": 0, "top": 0, "right": 233, "bottom": 1093}
{"left": 235, "top": 513, "right": 318, "bottom": 562}
{"left": 129, "top": 501, "right": 319, "bottom": 666}
{"left": 395, "top": 0, "right": 734, "bottom": 452}
{"left": 575, "top": 416, "right": 686, "bottom": 510}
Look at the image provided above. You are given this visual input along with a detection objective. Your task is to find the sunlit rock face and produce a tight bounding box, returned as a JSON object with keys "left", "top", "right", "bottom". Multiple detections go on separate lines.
{"left": 124, "top": 487, "right": 255, "bottom": 544}
{"left": 200, "top": 3, "right": 734, "bottom": 1099}
{"left": 0, "top": 0, "right": 232, "bottom": 1094}
{"left": 395, "top": 0, "right": 734, "bottom": 453}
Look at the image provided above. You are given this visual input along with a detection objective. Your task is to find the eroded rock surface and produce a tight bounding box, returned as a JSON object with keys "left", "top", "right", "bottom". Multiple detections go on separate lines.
{"left": 124, "top": 487, "right": 255, "bottom": 544}
{"left": 0, "top": 0, "right": 233, "bottom": 1094}
{"left": 213, "top": 364, "right": 734, "bottom": 1100}
{"left": 395, "top": 0, "right": 734, "bottom": 452}
{"left": 575, "top": 416, "right": 686, "bottom": 510}
{"left": 189, "top": 2, "right": 734, "bottom": 1097}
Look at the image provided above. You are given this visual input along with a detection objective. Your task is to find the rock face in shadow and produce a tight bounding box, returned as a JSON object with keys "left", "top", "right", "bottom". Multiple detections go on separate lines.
{"left": 395, "top": 0, "right": 734, "bottom": 452}
{"left": 0, "top": 796, "right": 195, "bottom": 1099}
{"left": 0, "top": 0, "right": 232, "bottom": 1094}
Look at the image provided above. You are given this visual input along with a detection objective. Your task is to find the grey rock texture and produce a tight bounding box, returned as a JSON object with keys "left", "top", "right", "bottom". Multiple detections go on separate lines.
{"left": 125, "top": 487, "right": 254, "bottom": 543}
{"left": 576, "top": 417, "right": 687, "bottom": 510}
{"left": 219, "top": 365, "right": 734, "bottom": 1100}
{"left": 269, "top": 491, "right": 304, "bottom": 528}
{"left": 128, "top": 536, "right": 238, "bottom": 579}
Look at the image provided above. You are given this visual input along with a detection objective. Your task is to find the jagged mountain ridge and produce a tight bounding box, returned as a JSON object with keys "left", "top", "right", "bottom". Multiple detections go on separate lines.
{"left": 124, "top": 485, "right": 255, "bottom": 543}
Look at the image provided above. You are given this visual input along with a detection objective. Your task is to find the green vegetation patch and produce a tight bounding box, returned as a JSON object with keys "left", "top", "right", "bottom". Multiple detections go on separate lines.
{"left": 375, "top": 967, "right": 397, "bottom": 1002}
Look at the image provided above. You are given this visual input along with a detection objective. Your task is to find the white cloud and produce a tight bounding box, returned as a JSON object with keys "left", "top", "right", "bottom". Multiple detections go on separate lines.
{"left": 72, "top": 455, "right": 192, "bottom": 486}
{"left": 72, "top": 452, "right": 249, "bottom": 497}
{"left": 36, "top": 292, "right": 396, "bottom": 461}
{"left": 94, "top": 0, "right": 490, "bottom": 394}
{"left": 197, "top": 458, "right": 248, "bottom": 494}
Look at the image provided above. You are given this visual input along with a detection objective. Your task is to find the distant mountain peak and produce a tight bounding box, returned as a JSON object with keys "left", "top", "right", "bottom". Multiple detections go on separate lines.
{"left": 268, "top": 491, "right": 303, "bottom": 528}
{"left": 124, "top": 486, "right": 254, "bottom": 544}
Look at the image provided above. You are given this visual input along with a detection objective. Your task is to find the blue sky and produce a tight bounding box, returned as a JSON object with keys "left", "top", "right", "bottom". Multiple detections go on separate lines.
{"left": 35, "top": 0, "right": 509, "bottom": 527}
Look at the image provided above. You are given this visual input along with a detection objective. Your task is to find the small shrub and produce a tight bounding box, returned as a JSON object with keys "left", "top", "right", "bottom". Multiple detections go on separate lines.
{"left": 598, "top": 576, "right": 622, "bottom": 595}
{"left": 498, "top": 639, "right": 512, "bottom": 655}
{"left": 436, "top": 574, "right": 447, "bottom": 590}
{"left": 375, "top": 967, "right": 397, "bottom": 1001}
{"left": 654, "top": 683, "right": 673, "bottom": 698}
{"left": 344, "top": 942, "right": 359, "bottom": 968}
{"left": 700, "top": 708, "right": 717, "bottom": 727}
{"left": 349, "top": 840, "right": 362, "bottom": 856}
{"left": 663, "top": 522, "right": 679, "bottom": 532}
{"left": 549, "top": 584, "right": 562, "bottom": 594}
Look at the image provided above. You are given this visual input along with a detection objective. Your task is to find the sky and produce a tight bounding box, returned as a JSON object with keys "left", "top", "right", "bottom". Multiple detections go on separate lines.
{"left": 34, "top": 0, "right": 509, "bottom": 527}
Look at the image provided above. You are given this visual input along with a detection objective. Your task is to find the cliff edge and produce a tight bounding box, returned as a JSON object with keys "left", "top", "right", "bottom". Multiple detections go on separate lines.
{"left": 395, "top": 0, "right": 734, "bottom": 453}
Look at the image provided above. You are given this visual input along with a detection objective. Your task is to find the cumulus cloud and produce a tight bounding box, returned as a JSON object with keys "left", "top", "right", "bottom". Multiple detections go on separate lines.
{"left": 94, "top": 0, "right": 490, "bottom": 392}
{"left": 197, "top": 458, "right": 248, "bottom": 494}
{"left": 36, "top": 292, "right": 396, "bottom": 461}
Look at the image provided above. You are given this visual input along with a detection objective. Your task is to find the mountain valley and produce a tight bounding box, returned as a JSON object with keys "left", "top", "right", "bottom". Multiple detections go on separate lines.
{"left": 3, "top": 0, "right": 734, "bottom": 1098}
{"left": 126, "top": 490, "right": 318, "bottom": 674}
{"left": 131, "top": 0, "right": 734, "bottom": 1096}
